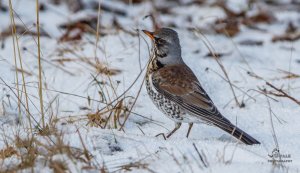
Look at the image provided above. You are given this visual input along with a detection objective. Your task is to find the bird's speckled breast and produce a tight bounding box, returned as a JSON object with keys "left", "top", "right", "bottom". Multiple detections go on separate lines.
{"left": 145, "top": 73, "right": 185, "bottom": 122}
{"left": 145, "top": 56, "right": 186, "bottom": 122}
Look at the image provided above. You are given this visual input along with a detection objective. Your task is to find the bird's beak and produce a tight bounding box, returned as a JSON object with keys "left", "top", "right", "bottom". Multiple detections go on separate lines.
{"left": 142, "top": 30, "right": 155, "bottom": 40}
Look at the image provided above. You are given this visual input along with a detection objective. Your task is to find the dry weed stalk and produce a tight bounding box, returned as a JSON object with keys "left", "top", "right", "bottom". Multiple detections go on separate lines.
{"left": 8, "top": 0, "right": 21, "bottom": 123}
{"left": 0, "top": 126, "right": 95, "bottom": 172}
{"left": 0, "top": 146, "right": 18, "bottom": 159}
{"left": 8, "top": 0, "right": 33, "bottom": 131}
{"left": 265, "top": 82, "right": 300, "bottom": 106}
{"left": 85, "top": 56, "right": 147, "bottom": 131}
{"left": 192, "top": 143, "right": 208, "bottom": 168}
{"left": 248, "top": 71, "right": 300, "bottom": 106}
{"left": 36, "top": 0, "right": 45, "bottom": 127}
{"left": 49, "top": 160, "right": 68, "bottom": 173}
{"left": 194, "top": 29, "right": 242, "bottom": 107}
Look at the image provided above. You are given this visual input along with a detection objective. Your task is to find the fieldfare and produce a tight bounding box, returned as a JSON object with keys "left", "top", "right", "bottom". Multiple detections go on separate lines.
{"left": 143, "top": 28, "right": 260, "bottom": 145}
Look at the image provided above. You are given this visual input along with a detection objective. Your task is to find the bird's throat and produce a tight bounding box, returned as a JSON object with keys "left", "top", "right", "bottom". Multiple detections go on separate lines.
{"left": 146, "top": 55, "right": 165, "bottom": 76}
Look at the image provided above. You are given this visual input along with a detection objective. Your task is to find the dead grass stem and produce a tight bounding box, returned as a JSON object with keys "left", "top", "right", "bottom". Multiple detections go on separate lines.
{"left": 194, "top": 29, "right": 241, "bottom": 107}
{"left": 8, "top": 0, "right": 33, "bottom": 132}
{"left": 36, "top": 0, "right": 45, "bottom": 127}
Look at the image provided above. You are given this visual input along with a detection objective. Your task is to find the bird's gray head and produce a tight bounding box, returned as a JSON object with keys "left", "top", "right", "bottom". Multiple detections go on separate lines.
{"left": 143, "top": 28, "right": 183, "bottom": 66}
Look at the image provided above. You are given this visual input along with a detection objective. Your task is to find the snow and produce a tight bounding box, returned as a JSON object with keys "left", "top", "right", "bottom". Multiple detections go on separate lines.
{"left": 0, "top": 0, "right": 300, "bottom": 172}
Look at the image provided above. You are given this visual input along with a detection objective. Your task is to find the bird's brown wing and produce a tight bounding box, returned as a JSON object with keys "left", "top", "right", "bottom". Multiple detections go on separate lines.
{"left": 152, "top": 64, "right": 232, "bottom": 129}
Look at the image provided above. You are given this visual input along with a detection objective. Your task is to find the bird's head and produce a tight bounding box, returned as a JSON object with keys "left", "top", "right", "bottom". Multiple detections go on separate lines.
{"left": 143, "top": 28, "right": 183, "bottom": 65}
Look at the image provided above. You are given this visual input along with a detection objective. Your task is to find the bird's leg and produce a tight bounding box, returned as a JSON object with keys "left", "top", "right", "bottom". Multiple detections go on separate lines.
{"left": 186, "top": 123, "right": 193, "bottom": 138}
{"left": 166, "top": 122, "right": 182, "bottom": 138}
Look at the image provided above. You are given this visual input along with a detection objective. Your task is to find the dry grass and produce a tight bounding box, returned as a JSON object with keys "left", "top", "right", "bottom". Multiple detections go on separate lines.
{"left": 0, "top": 132, "right": 96, "bottom": 172}
{"left": 49, "top": 160, "right": 68, "bottom": 173}
{"left": 0, "top": 146, "right": 18, "bottom": 159}
{"left": 36, "top": 0, "right": 45, "bottom": 128}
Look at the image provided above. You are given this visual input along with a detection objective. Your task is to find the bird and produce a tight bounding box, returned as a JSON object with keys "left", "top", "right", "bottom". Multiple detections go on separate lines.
{"left": 142, "top": 28, "right": 260, "bottom": 145}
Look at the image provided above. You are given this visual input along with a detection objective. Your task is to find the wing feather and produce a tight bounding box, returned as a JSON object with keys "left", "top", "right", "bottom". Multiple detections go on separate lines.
{"left": 152, "top": 64, "right": 233, "bottom": 129}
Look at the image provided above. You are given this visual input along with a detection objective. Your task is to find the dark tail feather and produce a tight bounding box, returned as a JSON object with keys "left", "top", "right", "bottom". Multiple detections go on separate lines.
{"left": 216, "top": 123, "right": 260, "bottom": 145}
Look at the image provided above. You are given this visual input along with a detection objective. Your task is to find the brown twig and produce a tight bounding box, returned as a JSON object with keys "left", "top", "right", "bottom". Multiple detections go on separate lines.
{"left": 266, "top": 82, "right": 300, "bottom": 106}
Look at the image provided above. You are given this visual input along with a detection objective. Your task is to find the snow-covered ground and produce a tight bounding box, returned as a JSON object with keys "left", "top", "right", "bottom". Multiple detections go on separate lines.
{"left": 0, "top": 0, "right": 300, "bottom": 172}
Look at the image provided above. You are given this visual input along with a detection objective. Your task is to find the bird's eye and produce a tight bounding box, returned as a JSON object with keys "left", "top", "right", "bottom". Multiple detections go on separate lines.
{"left": 154, "top": 38, "right": 165, "bottom": 45}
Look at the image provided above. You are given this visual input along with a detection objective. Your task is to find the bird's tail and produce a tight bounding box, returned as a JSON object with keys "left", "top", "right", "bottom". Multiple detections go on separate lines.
{"left": 215, "top": 123, "right": 260, "bottom": 145}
